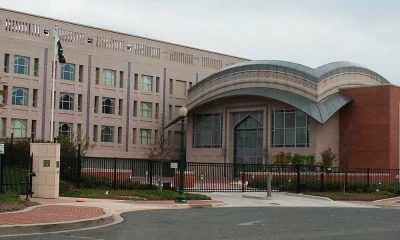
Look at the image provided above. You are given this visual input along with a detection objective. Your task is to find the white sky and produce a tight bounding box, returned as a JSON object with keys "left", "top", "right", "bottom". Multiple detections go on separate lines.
{"left": 1, "top": 0, "right": 399, "bottom": 83}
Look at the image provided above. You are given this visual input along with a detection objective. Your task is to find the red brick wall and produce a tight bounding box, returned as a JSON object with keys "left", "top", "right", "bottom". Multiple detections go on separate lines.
{"left": 339, "top": 86, "right": 398, "bottom": 169}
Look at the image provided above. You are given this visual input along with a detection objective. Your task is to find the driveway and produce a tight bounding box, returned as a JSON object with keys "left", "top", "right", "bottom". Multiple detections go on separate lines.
{"left": 205, "top": 192, "right": 378, "bottom": 208}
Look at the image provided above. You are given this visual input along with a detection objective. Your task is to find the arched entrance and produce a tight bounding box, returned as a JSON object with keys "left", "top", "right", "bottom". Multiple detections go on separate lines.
{"left": 234, "top": 115, "right": 264, "bottom": 175}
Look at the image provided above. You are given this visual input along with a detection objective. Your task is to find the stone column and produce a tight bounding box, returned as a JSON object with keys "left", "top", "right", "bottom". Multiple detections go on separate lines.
{"left": 30, "top": 143, "right": 60, "bottom": 199}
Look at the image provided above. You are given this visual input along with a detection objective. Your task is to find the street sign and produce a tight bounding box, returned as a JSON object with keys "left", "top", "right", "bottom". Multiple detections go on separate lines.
{"left": 0, "top": 142, "right": 4, "bottom": 155}
{"left": 170, "top": 162, "right": 178, "bottom": 169}
{"left": 396, "top": 175, "right": 400, "bottom": 179}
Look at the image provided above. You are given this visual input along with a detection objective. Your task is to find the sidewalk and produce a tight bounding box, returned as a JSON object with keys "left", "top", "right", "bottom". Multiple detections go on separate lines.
{"left": 0, "top": 197, "right": 223, "bottom": 236}
{"left": 346, "top": 196, "right": 400, "bottom": 208}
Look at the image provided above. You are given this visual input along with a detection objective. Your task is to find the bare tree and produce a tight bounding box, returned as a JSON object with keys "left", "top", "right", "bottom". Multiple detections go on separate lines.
{"left": 56, "top": 133, "right": 95, "bottom": 157}
{"left": 0, "top": 76, "right": 6, "bottom": 108}
{"left": 146, "top": 115, "right": 178, "bottom": 190}
{"left": 340, "top": 125, "right": 355, "bottom": 194}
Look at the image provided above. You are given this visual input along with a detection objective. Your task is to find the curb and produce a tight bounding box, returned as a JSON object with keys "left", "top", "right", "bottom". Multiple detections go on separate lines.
{"left": 0, "top": 209, "right": 115, "bottom": 236}
{"left": 373, "top": 196, "right": 400, "bottom": 203}
{"left": 283, "top": 192, "right": 333, "bottom": 201}
{"left": 242, "top": 195, "right": 273, "bottom": 200}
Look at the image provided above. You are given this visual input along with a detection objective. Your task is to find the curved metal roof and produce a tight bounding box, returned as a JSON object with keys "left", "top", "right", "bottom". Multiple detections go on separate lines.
{"left": 188, "top": 60, "right": 389, "bottom": 94}
{"left": 165, "top": 87, "right": 353, "bottom": 129}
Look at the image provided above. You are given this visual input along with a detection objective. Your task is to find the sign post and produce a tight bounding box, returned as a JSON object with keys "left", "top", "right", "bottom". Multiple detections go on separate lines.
{"left": 0, "top": 142, "right": 4, "bottom": 194}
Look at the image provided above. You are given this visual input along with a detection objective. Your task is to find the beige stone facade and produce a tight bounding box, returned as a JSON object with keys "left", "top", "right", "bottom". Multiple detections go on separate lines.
{"left": 0, "top": 8, "right": 391, "bottom": 165}
{"left": 0, "top": 8, "right": 246, "bottom": 158}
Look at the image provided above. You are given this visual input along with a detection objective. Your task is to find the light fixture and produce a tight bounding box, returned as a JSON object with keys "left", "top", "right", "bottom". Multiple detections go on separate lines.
{"left": 179, "top": 106, "right": 188, "bottom": 117}
{"left": 127, "top": 45, "right": 132, "bottom": 51}
{"left": 87, "top": 37, "right": 93, "bottom": 44}
{"left": 44, "top": 29, "right": 50, "bottom": 36}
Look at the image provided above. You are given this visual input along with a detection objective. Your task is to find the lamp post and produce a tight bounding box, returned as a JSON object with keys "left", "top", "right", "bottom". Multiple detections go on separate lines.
{"left": 176, "top": 106, "right": 188, "bottom": 203}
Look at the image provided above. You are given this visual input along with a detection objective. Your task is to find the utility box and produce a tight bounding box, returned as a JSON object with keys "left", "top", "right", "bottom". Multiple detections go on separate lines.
{"left": 30, "top": 143, "right": 61, "bottom": 199}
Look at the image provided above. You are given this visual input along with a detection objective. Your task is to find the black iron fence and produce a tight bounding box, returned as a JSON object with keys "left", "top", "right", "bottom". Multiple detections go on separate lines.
{"left": 0, "top": 136, "right": 33, "bottom": 195}
{"left": 59, "top": 157, "right": 400, "bottom": 194}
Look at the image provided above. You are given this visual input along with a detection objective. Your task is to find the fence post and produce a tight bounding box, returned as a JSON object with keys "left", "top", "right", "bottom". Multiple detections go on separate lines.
{"left": 241, "top": 164, "right": 246, "bottom": 192}
{"left": 296, "top": 164, "right": 301, "bottom": 193}
{"left": 0, "top": 154, "right": 3, "bottom": 194}
{"left": 149, "top": 161, "right": 153, "bottom": 187}
{"left": 10, "top": 133, "right": 13, "bottom": 154}
{"left": 320, "top": 166, "right": 325, "bottom": 192}
{"left": 367, "top": 168, "right": 370, "bottom": 188}
{"left": 77, "top": 144, "right": 82, "bottom": 189}
{"left": 113, "top": 157, "right": 117, "bottom": 190}
{"left": 267, "top": 174, "right": 272, "bottom": 197}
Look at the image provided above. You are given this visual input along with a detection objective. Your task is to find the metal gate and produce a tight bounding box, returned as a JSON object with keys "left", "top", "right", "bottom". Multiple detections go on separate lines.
{"left": 0, "top": 137, "right": 34, "bottom": 195}
{"left": 0, "top": 153, "right": 33, "bottom": 194}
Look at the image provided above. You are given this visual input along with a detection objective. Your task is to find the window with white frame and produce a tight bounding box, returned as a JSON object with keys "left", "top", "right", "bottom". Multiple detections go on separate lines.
{"left": 103, "top": 69, "right": 116, "bottom": 86}
{"left": 60, "top": 63, "right": 75, "bottom": 81}
{"left": 59, "top": 93, "right": 74, "bottom": 110}
{"left": 14, "top": 56, "right": 30, "bottom": 75}
{"left": 58, "top": 123, "right": 73, "bottom": 138}
{"left": 11, "top": 119, "right": 27, "bottom": 138}
{"left": 193, "top": 113, "right": 223, "bottom": 148}
{"left": 271, "top": 109, "right": 309, "bottom": 147}
{"left": 12, "top": 87, "right": 28, "bottom": 106}
{"left": 140, "top": 129, "right": 151, "bottom": 144}
{"left": 102, "top": 98, "right": 115, "bottom": 114}
{"left": 101, "top": 126, "right": 114, "bottom": 142}
{"left": 140, "top": 75, "right": 153, "bottom": 91}
{"left": 141, "top": 102, "right": 152, "bottom": 118}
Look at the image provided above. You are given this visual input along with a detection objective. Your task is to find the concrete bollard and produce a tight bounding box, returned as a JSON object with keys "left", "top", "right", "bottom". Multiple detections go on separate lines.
{"left": 267, "top": 174, "right": 272, "bottom": 197}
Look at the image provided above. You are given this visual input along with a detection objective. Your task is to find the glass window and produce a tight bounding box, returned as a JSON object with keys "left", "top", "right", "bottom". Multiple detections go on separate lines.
{"left": 103, "top": 69, "right": 115, "bottom": 86}
{"left": 141, "top": 75, "right": 153, "bottom": 91}
{"left": 58, "top": 123, "right": 73, "bottom": 138}
{"left": 234, "top": 115, "right": 264, "bottom": 165}
{"left": 140, "top": 129, "right": 151, "bottom": 144}
{"left": 12, "top": 88, "right": 28, "bottom": 106}
{"left": 271, "top": 109, "right": 309, "bottom": 147}
{"left": 11, "top": 119, "right": 27, "bottom": 138}
{"left": 14, "top": 56, "right": 29, "bottom": 75}
{"left": 101, "top": 126, "right": 114, "bottom": 142}
{"left": 141, "top": 102, "right": 152, "bottom": 118}
{"left": 192, "top": 113, "right": 223, "bottom": 148}
{"left": 59, "top": 93, "right": 74, "bottom": 110}
{"left": 61, "top": 63, "right": 75, "bottom": 81}
{"left": 102, "top": 98, "right": 114, "bottom": 114}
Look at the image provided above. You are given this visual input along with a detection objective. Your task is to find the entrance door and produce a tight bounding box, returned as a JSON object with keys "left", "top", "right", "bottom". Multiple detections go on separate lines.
{"left": 234, "top": 115, "right": 264, "bottom": 172}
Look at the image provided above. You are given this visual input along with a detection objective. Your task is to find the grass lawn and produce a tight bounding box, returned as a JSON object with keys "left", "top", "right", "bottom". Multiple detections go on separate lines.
{"left": 305, "top": 191, "right": 397, "bottom": 201}
{"left": 60, "top": 189, "right": 212, "bottom": 201}
{"left": 0, "top": 192, "right": 39, "bottom": 213}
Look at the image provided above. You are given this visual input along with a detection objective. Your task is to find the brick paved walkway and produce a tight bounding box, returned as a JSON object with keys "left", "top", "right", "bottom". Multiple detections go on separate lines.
{"left": 0, "top": 205, "right": 105, "bottom": 225}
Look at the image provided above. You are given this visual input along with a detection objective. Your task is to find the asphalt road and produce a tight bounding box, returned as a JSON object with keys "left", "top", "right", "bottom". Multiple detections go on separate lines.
{"left": 4, "top": 207, "right": 400, "bottom": 240}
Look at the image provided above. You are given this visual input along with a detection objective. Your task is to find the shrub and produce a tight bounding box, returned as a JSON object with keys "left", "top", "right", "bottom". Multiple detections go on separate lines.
{"left": 291, "top": 154, "right": 304, "bottom": 166}
{"left": 81, "top": 175, "right": 113, "bottom": 189}
{"left": 320, "top": 147, "right": 336, "bottom": 168}
{"left": 304, "top": 155, "right": 316, "bottom": 167}
{"left": 273, "top": 152, "right": 291, "bottom": 165}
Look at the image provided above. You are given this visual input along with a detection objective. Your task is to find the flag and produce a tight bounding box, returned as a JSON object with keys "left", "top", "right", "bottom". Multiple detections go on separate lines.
{"left": 55, "top": 33, "right": 66, "bottom": 63}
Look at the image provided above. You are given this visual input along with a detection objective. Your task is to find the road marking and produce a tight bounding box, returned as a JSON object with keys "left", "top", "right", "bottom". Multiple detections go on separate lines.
{"left": 61, "top": 235, "right": 104, "bottom": 240}
{"left": 238, "top": 220, "right": 263, "bottom": 226}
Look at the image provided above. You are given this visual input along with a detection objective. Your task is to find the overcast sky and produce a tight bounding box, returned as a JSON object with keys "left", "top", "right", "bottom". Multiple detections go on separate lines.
{"left": 2, "top": 0, "right": 399, "bottom": 84}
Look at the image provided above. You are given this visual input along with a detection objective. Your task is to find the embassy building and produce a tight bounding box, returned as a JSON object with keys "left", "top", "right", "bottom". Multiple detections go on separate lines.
{"left": 1, "top": 8, "right": 399, "bottom": 169}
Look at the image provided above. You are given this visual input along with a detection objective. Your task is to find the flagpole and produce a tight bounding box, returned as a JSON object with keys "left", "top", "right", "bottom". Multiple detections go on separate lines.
{"left": 50, "top": 24, "right": 57, "bottom": 143}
